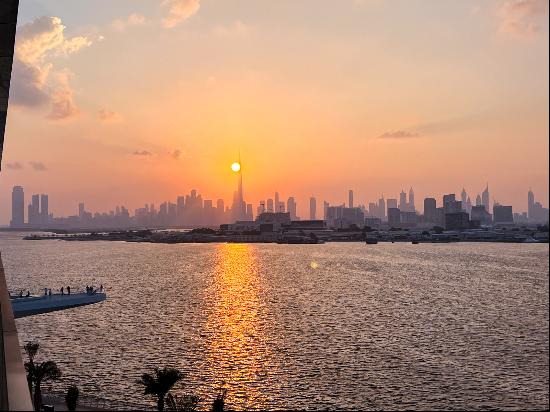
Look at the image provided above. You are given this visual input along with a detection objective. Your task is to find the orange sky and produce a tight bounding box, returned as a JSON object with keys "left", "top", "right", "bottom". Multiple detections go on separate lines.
{"left": 1, "top": 0, "right": 548, "bottom": 222}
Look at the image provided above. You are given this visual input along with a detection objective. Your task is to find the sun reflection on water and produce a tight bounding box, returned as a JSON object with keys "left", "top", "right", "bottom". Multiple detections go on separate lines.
{"left": 203, "top": 243, "right": 273, "bottom": 409}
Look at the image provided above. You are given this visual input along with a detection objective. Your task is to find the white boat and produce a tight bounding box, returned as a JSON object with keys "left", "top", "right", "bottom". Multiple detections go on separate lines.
{"left": 10, "top": 291, "right": 106, "bottom": 318}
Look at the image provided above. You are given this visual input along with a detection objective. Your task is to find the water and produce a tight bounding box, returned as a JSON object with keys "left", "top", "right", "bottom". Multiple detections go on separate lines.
{"left": 1, "top": 232, "right": 548, "bottom": 410}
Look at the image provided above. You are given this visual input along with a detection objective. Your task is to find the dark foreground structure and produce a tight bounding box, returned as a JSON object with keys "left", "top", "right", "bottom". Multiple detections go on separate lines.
{"left": 0, "top": 1, "right": 34, "bottom": 409}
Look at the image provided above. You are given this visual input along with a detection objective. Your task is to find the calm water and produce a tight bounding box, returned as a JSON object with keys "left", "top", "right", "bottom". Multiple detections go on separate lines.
{"left": 1, "top": 232, "right": 548, "bottom": 410}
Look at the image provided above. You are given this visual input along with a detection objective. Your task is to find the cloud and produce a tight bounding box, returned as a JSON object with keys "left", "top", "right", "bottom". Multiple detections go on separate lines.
{"left": 11, "top": 16, "right": 91, "bottom": 118}
{"left": 98, "top": 108, "right": 123, "bottom": 122}
{"left": 213, "top": 21, "right": 251, "bottom": 37}
{"left": 112, "top": 13, "right": 147, "bottom": 32}
{"left": 378, "top": 130, "right": 420, "bottom": 139}
{"left": 498, "top": 0, "right": 548, "bottom": 38}
{"left": 162, "top": 0, "right": 200, "bottom": 28}
{"left": 133, "top": 150, "right": 153, "bottom": 156}
{"left": 47, "top": 70, "right": 79, "bottom": 120}
{"left": 29, "top": 161, "right": 48, "bottom": 171}
{"left": 5, "top": 162, "right": 24, "bottom": 170}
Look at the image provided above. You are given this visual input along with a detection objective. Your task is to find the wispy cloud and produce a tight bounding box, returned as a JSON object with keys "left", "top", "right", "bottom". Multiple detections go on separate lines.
{"left": 498, "top": 0, "right": 548, "bottom": 38}
{"left": 133, "top": 150, "right": 153, "bottom": 157}
{"left": 212, "top": 21, "right": 251, "bottom": 37}
{"left": 12, "top": 16, "right": 91, "bottom": 120}
{"left": 378, "top": 130, "right": 420, "bottom": 139}
{"left": 98, "top": 108, "right": 123, "bottom": 122}
{"left": 5, "top": 162, "right": 24, "bottom": 170}
{"left": 112, "top": 13, "right": 147, "bottom": 32}
{"left": 29, "top": 161, "right": 48, "bottom": 171}
{"left": 162, "top": 0, "right": 200, "bottom": 29}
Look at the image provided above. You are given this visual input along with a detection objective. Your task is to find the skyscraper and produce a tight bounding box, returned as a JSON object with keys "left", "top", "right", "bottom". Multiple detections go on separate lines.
{"left": 482, "top": 184, "right": 490, "bottom": 211}
{"left": 378, "top": 195, "right": 386, "bottom": 219}
{"left": 348, "top": 190, "right": 354, "bottom": 208}
{"left": 231, "top": 156, "right": 247, "bottom": 222}
{"left": 274, "top": 192, "right": 280, "bottom": 213}
{"left": 40, "top": 194, "right": 49, "bottom": 224}
{"left": 10, "top": 186, "right": 24, "bottom": 227}
{"left": 28, "top": 194, "right": 40, "bottom": 225}
{"left": 399, "top": 190, "right": 407, "bottom": 211}
{"left": 267, "top": 198, "right": 274, "bottom": 213}
{"left": 476, "top": 194, "right": 482, "bottom": 206}
{"left": 461, "top": 188, "right": 467, "bottom": 206}
{"left": 528, "top": 189, "right": 535, "bottom": 220}
{"left": 408, "top": 187, "right": 415, "bottom": 212}
{"left": 287, "top": 197, "right": 297, "bottom": 220}
{"left": 309, "top": 197, "right": 317, "bottom": 220}
{"left": 424, "top": 198, "right": 437, "bottom": 224}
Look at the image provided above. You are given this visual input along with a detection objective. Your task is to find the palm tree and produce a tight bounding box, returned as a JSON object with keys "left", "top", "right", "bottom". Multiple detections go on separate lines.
{"left": 32, "top": 361, "right": 62, "bottom": 411}
{"left": 23, "top": 341, "right": 40, "bottom": 396}
{"left": 139, "top": 367, "right": 184, "bottom": 412}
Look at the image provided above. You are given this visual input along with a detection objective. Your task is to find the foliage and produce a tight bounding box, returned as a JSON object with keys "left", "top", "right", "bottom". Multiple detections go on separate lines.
{"left": 212, "top": 388, "right": 227, "bottom": 412}
{"left": 65, "top": 385, "right": 80, "bottom": 411}
{"left": 432, "top": 226, "right": 445, "bottom": 234}
{"left": 32, "top": 361, "right": 62, "bottom": 411}
{"left": 139, "top": 367, "right": 184, "bottom": 412}
{"left": 166, "top": 393, "right": 201, "bottom": 412}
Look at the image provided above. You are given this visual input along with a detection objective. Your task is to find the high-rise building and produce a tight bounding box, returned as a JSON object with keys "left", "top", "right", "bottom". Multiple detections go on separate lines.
{"left": 378, "top": 195, "right": 386, "bottom": 219}
{"left": 348, "top": 190, "right": 354, "bottom": 208}
{"left": 424, "top": 198, "right": 437, "bottom": 224}
{"left": 399, "top": 190, "right": 407, "bottom": 211}
{"left": 461, "top": 188, "right": 467, "bottom": 207}
{"left": 493, "top": 204, "right": 513, "bottom": 224}
{"left": 482, "top": 184, "right": 490, "bottom": 211}
{"left": 387, "top": 198, "right": 398, "bottom": 214}
{"left": 388, "top": 207, "right": 401, "bottom": 228}
{"left": 28, "top": 194, "right": 40, "bottom": 225}
{"left": 10, "top": 186, "right": 25, "bottom": 227}
{"left": 476, "top": 194, "right": 482, "bottom": 206}
{"left": 78, "top": 202, "right": 85, "bottom": 217}
{"left": 309, "top": 197, "right": 317, "bottom": 220}
{"left": 528, "top": 189, "right": 535, "bottom": 220}
{"left": 287, "top": 197, "right": 297, "bottom": 220}
{"left": 274, "top": 192, "right": 280, "bottom": 213}
{"left": 408, "top": 187, "right": 415, "bottom": 212}
{"left": 231, "top": 156, "right": 247, "bottom": 222}
{"left": 40, "top": 194, "right": 48, "bottom": 224}
{"left": 266, "top": 198, "right": 274, "bottom": 213}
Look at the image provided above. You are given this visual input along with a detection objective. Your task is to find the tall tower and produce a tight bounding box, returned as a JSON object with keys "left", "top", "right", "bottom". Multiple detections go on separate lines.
{"left": 274, "top": 192, "right": 280, "bottom": 213}
{"left": 482, "top": 184, "right": 490, "bottom": 211}
{"left": 40, "top": 194, "right": 49, "bottom": 224}
{"left": 399, "top": 190, "right": 407, "bottom": 211}
{"left": 348, "top": 190, "right": 354, "bottom": 208}
{"left": 528, "top": 189, "right": 535, "bottom": 220}
{"left": 476, "top": 194, "right": 482, "bottom": 207}
{"left": 10, "top": 186, "right": 24, "bottom": 227}
{"left": 309, "top": 197, "right": 317, "bottom": 220}
{"left": 231, "top": 155, "right": 246, "bottom": 222}
{"left": 461, "top": 188, "right": 467, "bottom": 206}
{"left": 378, "top": 195, "right": 386, "bottom": 219}
{"left": 408, "top": 187, "right": 415, "bottom": 212}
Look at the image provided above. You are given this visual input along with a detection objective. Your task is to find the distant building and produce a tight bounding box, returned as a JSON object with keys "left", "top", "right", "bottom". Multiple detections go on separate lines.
{"left": 408, "top": 187, "right": 415, "bottom": 212}
{"left": 267, "top": 198, "right": 274, "bottom": 213}
{"left": 399, "top": 190, "right": 407, "bottom": 211}
{"left": 471, "top": 205, "right": 492, "bottom": 225}
{"left": 400, "top": 211, "right": 419, "bottom": 228}
{"left": 378, "top": 195, "right": 386, "bottom": 219}
{"left": 482, "top": 184, "right": 490, "bottom": 211}
{"left": 423, "top": 198, "right": 437, "bottom": 224}
{"left": 309, "top": 197, "right": 316, "bottom": 220}
{"left": 256, "top": 212, "right": 291, "bottom": 231}
{"left": 493, "top": 204, "right": 513, "bottom": 224}
{"left": 388, "top": 207, "right": 401, "bottom": 228}
{"left": 348, "top": 190, "right": 354, "bottom": 208}
{"left": 28, "top": 194, "right": 40, "bottom": 226}
{"left": 365, "top": 217, "right": 382, "bottom": 229}
{"left": 528, "top": 189, "right": 535, "bottom": 220}
{"left": 287, "top": 197, "right": 297, "bottom": 220}
{"left": 40, "top": 194, "right": 49, "bottom": 225}
{"left": 445, "top": 211, "right": 470, "bottom": 230}
{"left": 326, "top": 206, "right": 364, "bottom": 229}
{"left": 387, "top": 199, "right": 398, "bottom": 216}
{"left": 10, "top": 186, "right": 25, "bottom": 228}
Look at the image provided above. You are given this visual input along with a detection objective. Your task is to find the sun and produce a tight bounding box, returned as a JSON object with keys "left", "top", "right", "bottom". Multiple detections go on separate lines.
{"left": 231, "top": 162, "right": 241, "bottom": 172}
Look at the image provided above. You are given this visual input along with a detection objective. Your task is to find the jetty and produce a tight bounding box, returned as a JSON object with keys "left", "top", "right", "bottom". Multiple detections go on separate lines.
{"left": 10, "top": 291, "right": 106, "bottom": 319}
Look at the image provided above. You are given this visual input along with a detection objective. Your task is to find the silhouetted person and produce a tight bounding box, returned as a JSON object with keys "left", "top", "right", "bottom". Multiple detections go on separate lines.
{"left": 61, "top": 287, "right": 64, "bottom": 295}
{"left": 100, "top": 284, "right": 103, "bottom": 292}
{"left": 44, "top": 288, "right": 48, "bottom": 296}
{"left": 19, "top": 291, "right": 22, "bottom": 297}
{"left": 48, "top": 289, "right": 52, "bottom": 296}
{"left": 26, "top": 291, "right": 30, "bottom": 297}
{"left": 67, "top": 286, "right": 71, "bottom": 295}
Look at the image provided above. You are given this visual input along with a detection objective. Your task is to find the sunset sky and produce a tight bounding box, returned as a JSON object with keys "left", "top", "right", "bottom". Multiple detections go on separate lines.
{"left": 1, "top": 0, "right": 548, "bottom": 223}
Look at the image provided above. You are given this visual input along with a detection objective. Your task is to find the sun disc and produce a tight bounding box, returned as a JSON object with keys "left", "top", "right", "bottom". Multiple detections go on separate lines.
{"left": 231, "top": 162, "right": 241, "bottom": 172}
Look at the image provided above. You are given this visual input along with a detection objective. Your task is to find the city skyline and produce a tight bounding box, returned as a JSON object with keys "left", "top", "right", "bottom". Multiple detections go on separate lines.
{"left": 1, "top": 0, "right": 548, "bottom": 225}
{"left": 5, "top": 181, "right": 548, "bottom": 229}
